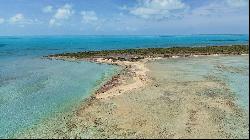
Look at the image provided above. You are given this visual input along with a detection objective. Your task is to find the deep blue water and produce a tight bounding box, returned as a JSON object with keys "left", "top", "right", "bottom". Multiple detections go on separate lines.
{"left": 0, "top": 35, "right": 248, "bottom": 138}
{"left": 0, "top": 34, "right": 248, "bottom": 57}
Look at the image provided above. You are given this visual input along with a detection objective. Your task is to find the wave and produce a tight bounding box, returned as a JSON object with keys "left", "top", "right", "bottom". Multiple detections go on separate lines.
{"left": 0, "top": 44, "right": 7, "bottom": 48}
{"left": 209, "top": 39, "right": 239, "bottom": 42}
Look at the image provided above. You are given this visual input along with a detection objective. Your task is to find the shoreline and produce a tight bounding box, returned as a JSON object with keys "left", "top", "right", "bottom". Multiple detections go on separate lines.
{"left": 48, "top": 56, "right": 152, "bottom": 99}
{"left": 93, "top": 58, "right": 151, "bottom": 99}
{"left": 47, "top": 51, "right": 248, "bottom": 100}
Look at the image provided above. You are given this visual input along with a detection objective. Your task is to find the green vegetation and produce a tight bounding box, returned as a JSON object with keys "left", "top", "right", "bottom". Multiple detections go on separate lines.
{"left": 48, "top": 45, "right": 249, "bottom": 61}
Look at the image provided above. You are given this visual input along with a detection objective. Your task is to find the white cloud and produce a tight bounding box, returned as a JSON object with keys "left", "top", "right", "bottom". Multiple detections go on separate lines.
{"left": 81, "top": 11, "right": 98, "bottom": 23}
{"left": 80, "top": 11, "right": 104, "bottom": 31}
{"left": 191, "top": 0, "right": 249, "bottom": 17}
{"left": 54, "top": 4, "right": 74, "bottom": 20}
{"left": 226, "top": 0, "right": 248, "bottom": 8}
{"left": 191, "top": 3, "right": 220, "bottom": 17}
{"left": 9, "top": 13, "right": 24, "bottom": 24}
{"left": 0, "top": 18, "right": 4, "bottom": 24}
{"left": 128, "top": 0, "right": 189, "bottom": 19}
{"left": 43, "top": 5, "right": 53, "bottom": 13}
{"left": 8, "top": 13, "right": 42, "bottom": 26}
{"left": 49, "top": 19, "right": 56, "bottom": 25}
{"left": 49, "top": 4, "right": 74, "bottom": 26}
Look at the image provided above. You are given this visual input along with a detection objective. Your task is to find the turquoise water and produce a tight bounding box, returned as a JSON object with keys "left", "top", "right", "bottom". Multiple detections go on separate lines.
{"left": 0, "top": 35, "right": 248, "bottom": 138}
{"left": 213, "top": 56, "right": 249, "bottom": 111}
{"left": 0, "top": 57, "right": 119, "bottom": 138}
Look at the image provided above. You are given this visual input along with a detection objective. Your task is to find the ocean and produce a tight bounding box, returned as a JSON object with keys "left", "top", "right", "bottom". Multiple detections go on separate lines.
{"left": 0, "top": 34, "right": 248, "bottom": 138}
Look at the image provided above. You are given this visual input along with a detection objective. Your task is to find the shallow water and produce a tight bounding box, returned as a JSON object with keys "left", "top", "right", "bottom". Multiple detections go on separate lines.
{"left": 213, "top": 56, "right": 249, "bottom": 110}
{"left": 0, "top": 35, "right": 248, "bottom": 138}
{"left": 147, "top": 55, "right": 249, "bottom": 111}
{"left": 0, "top": 57, "right": 119, "bottom": 138}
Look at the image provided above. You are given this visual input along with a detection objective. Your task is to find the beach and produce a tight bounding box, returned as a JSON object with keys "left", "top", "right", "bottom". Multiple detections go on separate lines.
{"left": 14, "top": 54, "right": 249, "bottom": 139}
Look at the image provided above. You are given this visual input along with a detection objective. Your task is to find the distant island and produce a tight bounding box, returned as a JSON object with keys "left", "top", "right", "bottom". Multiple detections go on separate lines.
{"left": 47, "top": 45, "right": 249, "bottom": 62}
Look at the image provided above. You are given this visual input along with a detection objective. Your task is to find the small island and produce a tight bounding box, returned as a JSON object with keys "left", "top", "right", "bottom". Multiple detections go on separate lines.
{"left": 48, "top": 45, "right": 249, "bottom": 61}
{"left": 18, "top": 44, "right": 247, "bottom": 139}
{"left": 47, "top": 45, "right": 249, "bottom": 99}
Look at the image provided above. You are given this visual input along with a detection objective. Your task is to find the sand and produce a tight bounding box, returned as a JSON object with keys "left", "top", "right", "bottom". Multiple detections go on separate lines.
{"left": 14, "top": 55, "right": 249, "bottom": 139}
{"left": 93, "top": 58, "right": 151, "bottom": 99}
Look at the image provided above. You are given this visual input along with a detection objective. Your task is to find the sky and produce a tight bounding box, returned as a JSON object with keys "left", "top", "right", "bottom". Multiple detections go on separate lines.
{"left": 0, "top": 0, "right": 249, "bottom": 35}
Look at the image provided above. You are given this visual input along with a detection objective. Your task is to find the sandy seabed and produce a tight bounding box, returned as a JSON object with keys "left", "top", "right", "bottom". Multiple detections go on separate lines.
{"left": 14, "top": 55, "right": 249, "bottom": 139}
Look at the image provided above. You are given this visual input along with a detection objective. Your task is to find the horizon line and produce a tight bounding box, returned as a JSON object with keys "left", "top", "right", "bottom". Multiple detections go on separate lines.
{"left": 0, "top": 33, "right": 249, "bottom": 37}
